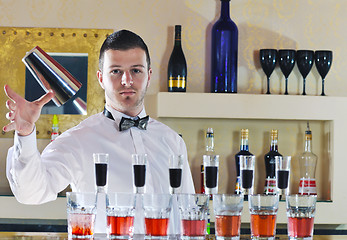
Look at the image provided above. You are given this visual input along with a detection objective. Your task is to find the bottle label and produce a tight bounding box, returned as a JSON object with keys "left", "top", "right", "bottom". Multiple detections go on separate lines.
{"left": 234, "top": 176, "right": 242, "bottom": 194}
{"left": 299, "top": 178, "right": 317, "bottom": 195}
{"left": 168, "top": 77, "right": 186, "bottom": 88}
{"left": 264, "top": 177, "right": 277, "bottom": 194}
{"left": 200, "top": 164, "right": 205, "bottom": 194}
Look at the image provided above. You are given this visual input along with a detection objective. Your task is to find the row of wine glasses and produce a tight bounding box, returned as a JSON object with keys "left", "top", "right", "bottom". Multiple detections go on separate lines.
{"left": 260, "top": 49, "right": 333, "bottom": 96}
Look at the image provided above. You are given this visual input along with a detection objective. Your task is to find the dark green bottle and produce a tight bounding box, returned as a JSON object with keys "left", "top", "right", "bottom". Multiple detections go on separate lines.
{"left": 168, "top": 25, "right": 187, "bottom": 92}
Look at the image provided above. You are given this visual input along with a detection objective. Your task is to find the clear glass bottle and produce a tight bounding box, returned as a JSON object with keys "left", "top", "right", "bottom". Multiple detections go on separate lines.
{"left": 201, "top": 127, "right": 214, "bottom": 194}
{"left": 211, "top": 0, "right": 238, "bottom": 93}
{"left": 299, "top": 122, "right": 318, "bottom": 195}
{"left": 235, "top": 129, "right": 253, "bottom": 194}
{"left": 264, "top": 129, "right": 282, "bottom": 194}
{"left": 168, "top": 25, "right": 187, "bottom": 92}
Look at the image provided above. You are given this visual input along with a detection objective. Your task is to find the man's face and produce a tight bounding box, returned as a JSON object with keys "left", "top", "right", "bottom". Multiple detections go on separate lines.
{"left": 97, "top": 48, "right": 152, "bottom": 117}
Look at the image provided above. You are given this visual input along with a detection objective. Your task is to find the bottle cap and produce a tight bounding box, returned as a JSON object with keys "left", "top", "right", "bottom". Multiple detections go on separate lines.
{"left": 175, "top": 25, "right": 182, "bottom": 32}
{"left": 271, "top": 129, "right": 278, "bottom": 138}
{"left": 207, "top": 128, "right": 214, "bottom": 134}
{"left": 241, "top": 129, "right": 249, "bottom": 138}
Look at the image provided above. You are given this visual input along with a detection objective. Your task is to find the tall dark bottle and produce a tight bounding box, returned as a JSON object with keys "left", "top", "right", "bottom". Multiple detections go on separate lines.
{"left": 211, "top": 0, "right": 238, "bottom": 93}
{"left": 234, "top": 129, "right": 253, "bottom": 194}
{"left": 168, "top": 25, "right": 187, "bottom": 92}
{"left": 264, "top": 129, "right": 282, "bottom": 195}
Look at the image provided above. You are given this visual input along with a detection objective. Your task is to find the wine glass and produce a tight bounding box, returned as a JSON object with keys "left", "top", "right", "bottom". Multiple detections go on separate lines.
{"left": 296, "top": 50, "right": 314, "bottom": 95}
{"left": 260, "top": 49, "right": 278, "bottom": 94}
{"left": 315, "top": 50, "right": 333, "bottom": 96}
{"left": 278, "top": 50, "right": 296, "bottom": 95}
{"left": 169, "top": 154, "right": 183, "bottom": 194}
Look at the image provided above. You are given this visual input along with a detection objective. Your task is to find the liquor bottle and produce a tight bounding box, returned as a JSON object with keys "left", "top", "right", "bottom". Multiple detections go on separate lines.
{"left": 235, "top": 129, "right": 254, "bottom": 194}
{"left": 298, "top": 122, "right": 318, "bottom": 195}
{"left": 201, "top": 128, "right": 215, "bottom": 194}
{"left": 211, "top": 0, "right": 238, "bottom": 93}
{"left": 51, "top": 114, "right": 59, "bottom": 141}
{"left": 168, "top": 25, "right": 187, "bottom": 92}
{"left": 264, "top": 129, "right": 282, "bottom": 194}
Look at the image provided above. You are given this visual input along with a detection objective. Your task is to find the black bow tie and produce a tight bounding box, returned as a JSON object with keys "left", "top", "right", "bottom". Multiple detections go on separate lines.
{"left": 119, "top": 115, "right": 149, "bottom": 131}
{"left": 103, "top": 108, "right": 149, "bottom": 131}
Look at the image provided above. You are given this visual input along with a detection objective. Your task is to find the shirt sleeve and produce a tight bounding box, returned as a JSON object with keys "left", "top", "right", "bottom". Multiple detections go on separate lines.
{"left": 6, "top": 128, "right": 75, "bottom": 204}
{"left": 179, "top": 136, "right": 196, "bottom": 194}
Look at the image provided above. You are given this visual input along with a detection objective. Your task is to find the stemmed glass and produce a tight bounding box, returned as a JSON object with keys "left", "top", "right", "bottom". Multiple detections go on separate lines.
{"left": 297, "top": 50, "right": 314, "bottom": 95}
{"left": 169, "top": 154, "right": 183, "bottom": 194}
{"left": 132, "top": 154, "right": 147, "bottom": 194}
{"left": 315, "top": 50, "right": 333, "bottom": 96}
{"left": 279, "top": 50, "right": 296, "bottom": 95}
{"left": 260, "top": 49, "right": 278, "bottom": 94}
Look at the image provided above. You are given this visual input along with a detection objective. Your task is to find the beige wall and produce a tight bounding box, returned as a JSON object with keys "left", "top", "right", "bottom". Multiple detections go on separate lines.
{"left": 0, "top": 0, "right": 346, "bottom": 197}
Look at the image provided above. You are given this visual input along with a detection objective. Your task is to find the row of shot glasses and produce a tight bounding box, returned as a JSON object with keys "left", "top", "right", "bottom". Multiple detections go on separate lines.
{"left": 66, "top": 153, "right": 316, "bottom": 239}
{"left": 66, "top": 192, "right": 317, "bottom": 239}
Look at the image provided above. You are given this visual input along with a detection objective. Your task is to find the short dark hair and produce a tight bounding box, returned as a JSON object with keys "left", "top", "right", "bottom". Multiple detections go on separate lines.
{"left": 99, "top": 30, "right": 151, "bottom": 70}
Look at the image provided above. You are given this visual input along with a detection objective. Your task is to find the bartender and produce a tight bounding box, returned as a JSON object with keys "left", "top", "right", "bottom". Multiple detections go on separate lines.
{"left": 3, "top": 29, "right": 195, "bottom": 233}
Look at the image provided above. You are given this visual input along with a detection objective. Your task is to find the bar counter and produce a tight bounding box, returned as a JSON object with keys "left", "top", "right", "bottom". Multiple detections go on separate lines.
{"left": 0, "top": 233, "right": 345, "bottom": 240}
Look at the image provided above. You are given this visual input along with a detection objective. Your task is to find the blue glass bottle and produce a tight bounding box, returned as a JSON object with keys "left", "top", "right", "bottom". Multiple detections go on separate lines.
{"left": 211, "top": 0, "right": 238, "bottom": 93}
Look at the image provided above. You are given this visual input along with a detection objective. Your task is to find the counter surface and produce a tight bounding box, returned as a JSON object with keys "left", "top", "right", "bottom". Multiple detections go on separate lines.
{"left": 0, "top": 233, "right": 345, "bottom": 240}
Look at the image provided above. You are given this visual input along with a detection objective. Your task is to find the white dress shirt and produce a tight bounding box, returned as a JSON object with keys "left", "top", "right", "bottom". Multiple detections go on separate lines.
{"left": 6, "top": 106, "right": 195, "bottom": 234}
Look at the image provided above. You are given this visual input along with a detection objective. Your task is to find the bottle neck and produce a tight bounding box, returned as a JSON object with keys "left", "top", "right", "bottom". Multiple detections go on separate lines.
{"left": 270, "top": 139, "right": 278, "bottom": 152}
{"left": 206, "top": 134, "right": 214, "bottom": 153}
{"left": 305, "top": 135, "right": 313, "bottom": 152}
{"left": 220, "top": 0, "right": 231, "bottom": 20}
{"left": 240, "top": 138, "right": 249, "bottom": 151}
{"left": 174, "top": 31, "right": 182, "bottom": 47}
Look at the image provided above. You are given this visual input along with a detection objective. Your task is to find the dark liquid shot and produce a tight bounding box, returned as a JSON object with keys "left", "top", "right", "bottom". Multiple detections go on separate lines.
{"left": 169, "top": 168, "right": 182, "bottom": 188}
{"left": 205, "top": 166, "right": 218, "bottom": 188}
{"left": 277, "top": 170, "right": 289, "bottom": 189}
{"left": 133, "top": 165, "right": 146, "bottom": 187}
{"left": 95, "top": 163, "right": 107, "bottom": 187}
{"left": 241, "top": 169, "right": 253, "bottom": 189}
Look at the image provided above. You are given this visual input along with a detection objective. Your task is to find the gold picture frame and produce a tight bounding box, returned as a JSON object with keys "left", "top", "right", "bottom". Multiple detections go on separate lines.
{"left": 0, "top": 27, "right": 113, "bottom": 139}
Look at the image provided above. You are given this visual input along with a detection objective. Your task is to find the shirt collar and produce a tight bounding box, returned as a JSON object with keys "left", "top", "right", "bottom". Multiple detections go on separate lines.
{"left": 104, "top": 105, "right": 147, "bottom": 124}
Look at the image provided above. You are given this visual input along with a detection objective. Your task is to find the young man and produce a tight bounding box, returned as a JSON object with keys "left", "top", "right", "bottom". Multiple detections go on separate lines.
{"left": 3, "top": 30, "right": 195, "bottom": 233}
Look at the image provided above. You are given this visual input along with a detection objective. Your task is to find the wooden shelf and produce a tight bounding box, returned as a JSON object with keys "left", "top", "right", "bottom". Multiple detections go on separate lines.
{"left": 146, "top": 92, "right": 347, "bottom": 224}
{"left": 154, "top": 92, "right": 341, "bottom": 120}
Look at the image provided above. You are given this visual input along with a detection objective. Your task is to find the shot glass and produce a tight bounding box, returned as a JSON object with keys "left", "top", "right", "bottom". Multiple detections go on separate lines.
{"left": 177, "top": 194, "right": 209, "bottom": 240}
{"left": 203, "top": 154, "right": 219, "bottom": 195}
{"left": 275, "top": 156, "right": 291, "bottom": 198}
{"left": 286, "top": 195, "right": 317, "bottom": 240}
{"left": 142, "top": 193, "right": 173, "bottom": 239}
{"left": 169, "top": 154, "right": 184, "bottom": 194}
{"left": 240, "top": 155, "right": 255, "bottom": 196}
{"left": 66, "top": 192, "right": 97, "bottom": 239}
{"left": 249, "top": 194, "right": 279, "bottom": 240}
{"left": 213, "top": 194, "right": 244, "bottom": 240}
{"left": 106, "top": 193, "right": 136, "bottom": 239}
{"left": 93, "top": 153, "right": 109, "bottom": 194}
{"left": 132, "top": 154, "right": 147, "bottom": 194}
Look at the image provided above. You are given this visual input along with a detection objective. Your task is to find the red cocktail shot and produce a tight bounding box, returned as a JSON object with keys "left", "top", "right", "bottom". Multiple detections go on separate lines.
{"left": 215, "top": 215, "right": 241, "bottom": 237}
{"left": 181, "top": 219, "right": 207, "bottom": 237}
{"left": 107, "top": 216, "right": 134, "bottom": 237}
{"left": 251, "top": 214, "right": 276, "bottom": 237}
{"left": 288, "top": 217, "right": 314, "bottom": 238}
{"left": 145, "top": 218, "right": 169, "bottom": 236}
{"left": 68, "top": 213, "right": 95, "bottom": 237}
